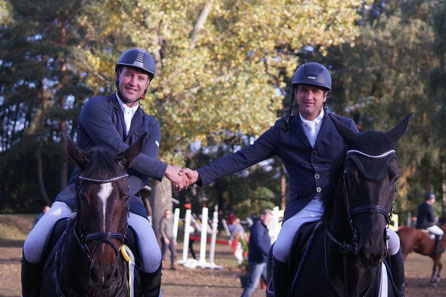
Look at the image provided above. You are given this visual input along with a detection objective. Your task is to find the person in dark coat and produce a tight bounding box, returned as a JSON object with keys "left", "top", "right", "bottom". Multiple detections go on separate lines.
{"left": 240, "top": 209, "right": 272, "bottom": 297}
{"left": 179, "top": 62, "right": 405, "bottom": 296}
{"left": 21, "top": 48, "right": 189, "bottom": 297}
{"left": 416, "top": 192, "right": 444, "bottom": 254}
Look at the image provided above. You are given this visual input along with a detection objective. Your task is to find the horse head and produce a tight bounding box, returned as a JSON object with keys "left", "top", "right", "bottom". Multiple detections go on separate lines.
{"left": 330, "top": 114, "right": 411, "bottom": 268}
{"left": 62, "top": 133, "right": 146, "bottom": 288}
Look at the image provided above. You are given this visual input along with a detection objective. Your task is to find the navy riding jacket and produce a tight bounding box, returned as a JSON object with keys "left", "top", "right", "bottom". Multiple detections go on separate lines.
{"left": 248, "top": 219, "right": 271, "bottom": 263}
{"left": 56, "top": 93, "right": 168, "bottom": 215}
{"left": 197, "top": 112, "right": 358, "bottom": 221}
{"left": 415, "top": 201, "right": 436, "bottom": 229}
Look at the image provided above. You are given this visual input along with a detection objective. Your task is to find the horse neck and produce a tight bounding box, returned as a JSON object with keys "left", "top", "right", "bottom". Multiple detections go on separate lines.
{"left": 327, "top": 176, "right": 351, "bottom": 241}
{"left": 326, "top": 178, "right": 382, "bottom": 297}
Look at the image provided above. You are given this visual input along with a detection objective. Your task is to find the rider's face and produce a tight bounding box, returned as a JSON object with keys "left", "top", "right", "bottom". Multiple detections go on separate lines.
{"left": 261, "top": 213, "right": 273, "bottom": 227}
{"left": 295, "top": 84, "right": 328, "bottom": 121}
{"left": 116, "top": 66, "right": 151, "bottom": 107}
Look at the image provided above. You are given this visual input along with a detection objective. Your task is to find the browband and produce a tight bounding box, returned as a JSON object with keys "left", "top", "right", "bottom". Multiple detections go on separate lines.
{"left": 346, "top": 149, "right": 395, "bottom": 159}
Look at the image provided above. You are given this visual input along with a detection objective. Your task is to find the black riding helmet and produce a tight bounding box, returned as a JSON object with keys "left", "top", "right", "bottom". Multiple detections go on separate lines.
{"left": 115, "top": 48, "right": 155, "bottom": 101}
{"left": 291, "top": 62, "right": 331, "bottom": 90}
{"left": 286, "top": 62, "right": 332, "bottom": 129}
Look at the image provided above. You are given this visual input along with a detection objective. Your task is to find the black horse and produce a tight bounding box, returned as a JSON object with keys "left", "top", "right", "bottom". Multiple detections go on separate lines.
{"left": 40, "top": 134, "right": 146, "bottom": 297}
{"left": 269, "top": 114, "right": 411, "bottom": 297}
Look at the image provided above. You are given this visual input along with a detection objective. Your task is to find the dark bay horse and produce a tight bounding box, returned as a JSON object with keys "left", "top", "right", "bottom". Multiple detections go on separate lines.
{"left": 273, "top": 114, "right": 411, "bottom": 297}
{"left": 398, "top": 224, "right": 446, "bottom": 285}
{"left": 40, "top": 134, "right": 146, "bottom": 297}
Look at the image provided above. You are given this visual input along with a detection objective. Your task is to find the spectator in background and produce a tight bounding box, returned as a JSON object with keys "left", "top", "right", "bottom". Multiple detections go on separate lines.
{"left": 218, "top": 210, "right": 224, "bottom": 233}
{"left": 230, "top": 217, "right": 247, "bottom": 265}
{"left": 227, "top": 211, "right": 236, "bottom": 232}
{"left": 33, "top": 205, "right": 50, "bottom": 228}
{"left": 159, "top": 209, "right": 176, "bottom": 270}
{"left": 240, "top": 209, "right": 272, "bottom": 297}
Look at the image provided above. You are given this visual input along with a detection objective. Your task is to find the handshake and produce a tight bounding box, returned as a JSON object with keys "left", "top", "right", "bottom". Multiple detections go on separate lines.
{"left": 164, "top": 165, "right": 199, "bottom": 191}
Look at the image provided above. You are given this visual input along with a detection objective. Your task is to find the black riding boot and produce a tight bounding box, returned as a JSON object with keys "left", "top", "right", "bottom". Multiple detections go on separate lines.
{"left": 21, "top": 256, "right": 42, "bottom": 297}
{"left": 141, "top": 262, "right": 162, "bottom": 297}
{"left": 432, "top": 235, "right": 443, "bottom": 255}
{"left": 389, "top": 248, "right": 405, "bottom": 297}
{"left": 272, "top": 257, "right": 291, "bottom": 297}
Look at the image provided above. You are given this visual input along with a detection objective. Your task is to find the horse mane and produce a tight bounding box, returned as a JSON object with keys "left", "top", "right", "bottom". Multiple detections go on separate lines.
{"left": 81, "top": 146, "right": 123, "bottom": 179}
{"left": 321, "top": 148, "right": 347, "bottom": 223}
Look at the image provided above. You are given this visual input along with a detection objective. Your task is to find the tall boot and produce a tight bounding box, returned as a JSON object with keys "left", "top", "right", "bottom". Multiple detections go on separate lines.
{"left": 21, "top": 256, "right": 42, "bottom": 297}
{"left": 389, "top": 248, "right": 405, "bottom": 297}
{"left": 141, "top": 262, "right": 162, "bottom": 297}
{"left": 272, "top": 257, "right": 291, "bottom": 297}
{"left": 432, "top": 235, "right": 443, "bottom": 255}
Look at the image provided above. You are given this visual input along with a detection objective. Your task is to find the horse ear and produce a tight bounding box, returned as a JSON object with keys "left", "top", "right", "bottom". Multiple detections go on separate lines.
{"left": 329, "top": 114, "right": 358, "bottom": 145}
{"left": 384, "top": 113, "right": 413, "bottom": 148}
{"left": 119, "top": 132, "right": 148, "bottom": 169}
{"left": 60, "top": 133, "right": 89, "bottom": 170}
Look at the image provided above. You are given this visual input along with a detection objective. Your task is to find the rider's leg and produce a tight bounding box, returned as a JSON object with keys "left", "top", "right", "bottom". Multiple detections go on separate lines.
{"left": 128, "top": 212, "right": 162, "bottom": 297}
{"left": 240, "top": 262, "right": 266, "bottom": 297}
{"left": 272, "top": 198, "right": 323, "bottom": 297}
{"left": 22, "top": 201, "right": 73, "bottom": 297}
{"left": 427, "top": 225, "right": 444, "bottom": 254}
{"left": 388, "top": 228, "right": 405, "bottom": 297}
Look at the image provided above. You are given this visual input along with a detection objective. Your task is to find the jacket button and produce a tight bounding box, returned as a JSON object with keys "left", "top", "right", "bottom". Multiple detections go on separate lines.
{"left": 316, "top": 187, "right": 321, "bottom": 192}
{"left": 315, "top": 174, "right": 320, "bottom": 179}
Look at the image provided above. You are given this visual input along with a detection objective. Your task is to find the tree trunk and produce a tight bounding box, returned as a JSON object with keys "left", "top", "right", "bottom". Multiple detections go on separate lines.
{"left": 37, "top": 142, "right": 52, "bottom": 206}
{"left": 59, "top": 15, "right": 68, "bottom": 190}
{"left": 149, "top": 178, "right": 173, "bottom": 245}
{"left": 442, "top": 162, "right": 446, "bottom": 219}
{"left": 280, "top": 164, "right": 287, "bottom": 210}
{"left": 36, "top": 60, "right": 52, "bottom": 206}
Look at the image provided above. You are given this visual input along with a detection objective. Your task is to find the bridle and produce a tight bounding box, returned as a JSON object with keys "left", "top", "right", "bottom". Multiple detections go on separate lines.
{"left": 326, "top": 149, "right": 396, "bottom": 254}
{"left": 75, "top": 173, "right": 129, "bottom": 262}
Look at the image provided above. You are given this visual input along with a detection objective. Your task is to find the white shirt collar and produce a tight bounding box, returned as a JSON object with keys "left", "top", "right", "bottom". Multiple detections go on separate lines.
{"left": 116, "top": 92, "right": 139, "bottom": 115}
{"left": 116, "top": 93, "right": 139, "bottom": 135}
{"left": 299, "top": 108, "right": 324, "bottom": 127}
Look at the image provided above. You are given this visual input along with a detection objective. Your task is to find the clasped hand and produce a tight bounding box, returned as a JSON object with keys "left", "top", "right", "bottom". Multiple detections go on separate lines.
{"left": 164, "top": 165, "right": 199, "bottom": 191}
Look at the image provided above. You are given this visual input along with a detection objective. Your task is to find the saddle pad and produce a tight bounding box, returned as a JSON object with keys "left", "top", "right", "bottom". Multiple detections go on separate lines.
{"left": 289, "top": 221, "right": 323, "bottom": 270}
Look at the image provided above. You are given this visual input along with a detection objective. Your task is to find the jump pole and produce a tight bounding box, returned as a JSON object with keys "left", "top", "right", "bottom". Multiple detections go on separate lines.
{"left": 206, "top": 205, "right": 223, "bottom": 269}
{"left": 173, "top": 208, "right": 180, "bottom": 240}
{"left": 178, "top": 209, "right": 192, "bottom": 264}
{"left": 197, "top": 207, "right": 209, "bottom": 267}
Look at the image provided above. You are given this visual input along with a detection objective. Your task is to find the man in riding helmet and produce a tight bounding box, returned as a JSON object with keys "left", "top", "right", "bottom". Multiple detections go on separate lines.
{"left": 22, "top": 48, "right": 189, "bottom": 297}
{"left": 416, "top": 192, "right": 444, "bottom": 254}
{"left": 179, "top": 62, "right": 406, "bottom": 296}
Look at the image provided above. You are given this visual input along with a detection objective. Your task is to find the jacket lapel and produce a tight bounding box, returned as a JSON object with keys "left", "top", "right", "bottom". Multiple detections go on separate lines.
{"left": 291, "top": 116, "right": 313, "bottom": 149}
{"left": 110, "top": 94, "right": 127, "bottom": 139}
{"left": 314, "top": 112, "right": 334, "bottom": 148}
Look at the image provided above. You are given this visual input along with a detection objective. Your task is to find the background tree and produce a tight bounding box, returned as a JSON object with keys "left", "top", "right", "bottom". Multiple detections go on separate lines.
{"left": 0, "top": 0, "right": 90, "bottom": 211}
{"left": 71, "top": 0, "right": 371, "bottom": 221}
{"left": 315, "top": 0, "right": 446, "bottom": 222}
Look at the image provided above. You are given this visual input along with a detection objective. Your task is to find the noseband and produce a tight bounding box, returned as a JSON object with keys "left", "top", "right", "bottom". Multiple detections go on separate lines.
{"left": 327, "top": 150, "right": 396, "bottom": 254}
{"left": 75, "top": 174, "right": 129, "bottom": 261}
